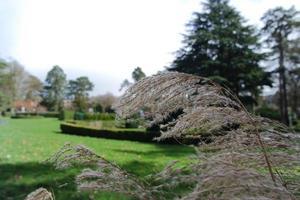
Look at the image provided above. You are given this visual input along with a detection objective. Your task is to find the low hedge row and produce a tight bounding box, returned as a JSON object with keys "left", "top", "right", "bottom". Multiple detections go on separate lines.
{"left": 60, "top": 123, "right": 199, "bottom": 144}
{"left": 59, "top": 111, "right": 115, "bottom": 121}
{"left": 60, "top": 123, "right": 160, "bottom": 143}
{"left": 11, "top": 112, "right": 60, "bottom": 119}
{"left": 74, "top": 112, "right": 115, "bottom": 121}
{"left": 59, "top": 110, "right": 75, "bottom": 121}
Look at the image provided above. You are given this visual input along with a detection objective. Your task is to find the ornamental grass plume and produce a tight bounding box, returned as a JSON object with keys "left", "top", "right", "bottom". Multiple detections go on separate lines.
{"left": 113, "top": 72, "right": 290, "bottom": 144}
{"left": 44, "top": 142, "right": 100, "bottom": 169}
{"left": 113, "top": 72, "right": 300, "bottom": 199}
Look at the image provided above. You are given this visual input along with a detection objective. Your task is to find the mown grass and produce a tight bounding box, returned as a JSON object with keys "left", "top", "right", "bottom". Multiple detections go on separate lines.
{"left": 0, "top": 118, "right": 195, "bottom": 200}
{"left": 63, "top": 120, "right": 145, "bottom": 132}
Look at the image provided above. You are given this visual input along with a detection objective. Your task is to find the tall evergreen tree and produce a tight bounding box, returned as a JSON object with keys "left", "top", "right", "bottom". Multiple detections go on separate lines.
{"left": 43, "top": 66, "right": 67, "bottom": 111}
{"left": 169, "top": 0, "right": 271, "bottom": 105}
{"left": 261, "top": 6, "right": 299, "bottom": 125}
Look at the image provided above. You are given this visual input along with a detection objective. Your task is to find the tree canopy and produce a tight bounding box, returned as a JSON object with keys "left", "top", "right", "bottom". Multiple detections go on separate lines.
{"left": 169, "top": 0, "right": 272, "bottom": 105}
{"left": 119, "top": 67, "right": 146, "bottom": 91}
{"left": 68, "top": 76, "right": 94, "bottom": 111}
{"left": 42, "top": 65, "right": 67, "bottom": 111}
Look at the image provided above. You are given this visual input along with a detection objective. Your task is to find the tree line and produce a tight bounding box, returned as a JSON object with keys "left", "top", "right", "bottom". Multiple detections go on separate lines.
{"left": 0, "top": 0, "right": 299, "bottom": 125}
{"left": 0, "top": 63, "right": 100, "bottom": 113}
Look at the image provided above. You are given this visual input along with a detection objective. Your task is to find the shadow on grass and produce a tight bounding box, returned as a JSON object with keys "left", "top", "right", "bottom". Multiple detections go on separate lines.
{"left": 113, "top": 145, "right": 195, "bottom": 159}
{"left": 0, "top": 162, "right": 81, "bottom": 200}
{"left": 119, "top": 160, "right": 159, "bottom": 177}
{"left": 0, "top": 162, "right": 131, "bottom": 200}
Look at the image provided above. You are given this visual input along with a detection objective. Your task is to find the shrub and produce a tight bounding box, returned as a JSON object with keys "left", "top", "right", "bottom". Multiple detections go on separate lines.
{"left": 73, "top": 112, "right": 115, "bottom": 121}
{"left": 294, "top": 120, "right": 300, "bottom": 132}
{"left": 11, "top": 112, "right": 59, "bottom": 119}
{"left": 60, "top": 122, "right": 163, "bottom": 143}
{"left": 115, "top": 118, "right": 142, "bottom": 129}
{"left": 255, "top": 106, "right": 281, "bottom": 121}
{"left": 59, "top": 110, "right": 75, "bottom": 121}
{"left": 73, "top": 112, "right": 85, "bottom": 120}
{"left": 84, "top": 113, "right": 115, "bottom": 121}
{"left": 39, "top": 112, "right": 60, "bottom": 118}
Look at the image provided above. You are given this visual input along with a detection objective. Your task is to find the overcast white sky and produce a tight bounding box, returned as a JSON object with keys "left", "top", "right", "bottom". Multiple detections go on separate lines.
{"left": 0, "top": 0, "right": 299, "bottom": 95}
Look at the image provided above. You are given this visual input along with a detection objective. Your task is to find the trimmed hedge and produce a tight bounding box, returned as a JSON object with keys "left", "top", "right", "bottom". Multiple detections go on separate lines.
{"left": 60, "top": 123, "right": 160, "bottom": 142}
{"left": 59, "top": 111, "right": 115, "bottom": 121}
{"left": 60, "top": 123, "right": 198, "bottom": 144}
{"left": 59, "top": 110, "right": 75, "bottom": 121}
{"left": 11, "top": 112, "right": 59, "bottom": 119}
{"left": 74, "top": 112, "right": 115, "bottom": 121}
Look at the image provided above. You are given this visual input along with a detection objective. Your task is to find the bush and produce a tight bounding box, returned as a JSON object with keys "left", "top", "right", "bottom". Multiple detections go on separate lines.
{"left": 59, "top": 110, "right": 75, "bottom": 121}
{"left": 11, "top": 112, "right": 59, "bottom": 119}
{"left": 73, "top": 112, "right": 115, "bottom": 121}
{"left": 60, "top": 122, "right": 160, "bottom": 143}
{"left": 84, "top": 112, "right": 115, "bottom": 121}
{"left": 1, "top": 111, "right": 11, "bottom": 117}
{"left": 115, "top": 116, "right": 145, "bottom": 129}
{"left": 74, "top": 112, "right": 85, "bottom": 120}
{"left": 294, "top": 120, "right": 300, "bottom": 132}
{"left": 255, "top": 106, "right": 281, "bottom": 121}
{"left": 39, "top": 112, "right": 60, "bottom": 118}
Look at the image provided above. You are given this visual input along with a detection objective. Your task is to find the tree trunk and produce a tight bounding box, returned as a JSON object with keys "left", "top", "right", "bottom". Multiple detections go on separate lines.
{"left": 291, "top": 81, "right": 299, "bottom": 118}
{"left": 278, "top": 37, "right": 289, "bottom": 125}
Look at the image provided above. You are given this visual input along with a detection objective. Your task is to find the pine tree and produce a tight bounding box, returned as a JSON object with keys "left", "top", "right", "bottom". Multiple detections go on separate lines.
{"left": 169, "top": 0, "right": 271, "bottom": 105}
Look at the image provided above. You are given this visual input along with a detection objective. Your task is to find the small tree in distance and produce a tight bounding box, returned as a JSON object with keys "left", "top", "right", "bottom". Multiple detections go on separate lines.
{"left": 90, "top": 93, "right": 117, "bottom": 113}
{"left": 119, "top": 67, "right": 146, "bottom": 91}
{"left": 68, "top": 76, "right": 94, "bottom": 111}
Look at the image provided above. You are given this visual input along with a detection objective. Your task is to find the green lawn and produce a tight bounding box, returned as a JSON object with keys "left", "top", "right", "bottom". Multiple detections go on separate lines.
{"left": 0, "top": 118, "right": 195, "bottom": 200}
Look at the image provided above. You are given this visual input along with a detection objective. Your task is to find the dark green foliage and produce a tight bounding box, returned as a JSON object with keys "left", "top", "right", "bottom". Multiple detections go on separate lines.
{"left": 169, "top": 0, "right": 271, "bottom": 105}
{"left": 72, "top": 112, "right": 115, "bottom": 121}
{"left": 68, "top": 76, "right": 94, "bottom": 111}
{"left": 94, "top": 104, "right": 103, "bottom": 113}
{"left": 294, "top": 120, "right": 300, "bottom": 132}
{"left": 132, "top": 67, "right": 146, "bottom": 82}
{"left": 42, "top": 66, "right": 67, "bottom": 111}
{"left": 119, "top": 67, "right": 146, "bottom": 91}
{"left": 11, "top": 112, "right": 59, "bottom": 119}
{"left": 84, "top": 113, "right": 115, "bottom": 121}
{"left": 59, "top": 110, "right": 75, "bottom": 121}
{"left": 60, "top": 123, "right": 160, "bottom": 143}
{"left": 115, "top": 118, "right": 144, "bottom": 129}
{"left": 255, "top": 106, "right": 281, "bottom": 121}
{"left": 73, "top": 111, "right": 85, "bottom": 120}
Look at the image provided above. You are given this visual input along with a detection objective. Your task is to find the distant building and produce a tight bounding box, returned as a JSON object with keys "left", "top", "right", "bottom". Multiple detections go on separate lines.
{"left": 13, "top": 100, "right": 46, "bottom": 113}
